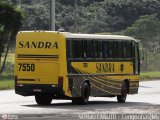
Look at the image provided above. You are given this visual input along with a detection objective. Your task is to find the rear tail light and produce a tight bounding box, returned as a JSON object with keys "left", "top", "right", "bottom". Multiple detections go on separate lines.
{"left": 58, "top": 77, "right": 63, "bottom": 85}
{"left": 16, "top": 84, "right": 23, "bottom": 87}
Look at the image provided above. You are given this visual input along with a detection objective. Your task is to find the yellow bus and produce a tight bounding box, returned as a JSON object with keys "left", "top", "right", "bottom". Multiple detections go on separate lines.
{"left": 15, "top": 31, "right": 140, "bottom": 105}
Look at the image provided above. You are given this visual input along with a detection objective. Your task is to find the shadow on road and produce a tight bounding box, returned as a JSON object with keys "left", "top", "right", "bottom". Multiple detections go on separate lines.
{"left": 22, "top": 100, "right": 160, "bottom": 111}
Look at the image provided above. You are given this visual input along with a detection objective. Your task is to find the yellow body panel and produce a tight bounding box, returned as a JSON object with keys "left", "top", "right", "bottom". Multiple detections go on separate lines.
{"left": 71, "top": 62, "right": 134, "bottom": 74}
{"left": 17, "top": 60, "right": 59, "bottom": 84}
{"left": 71, "top": 62, "right": 139, "bottom": 82}
{"left": 15, "top": 31, "right": 71, "bottom": 97}
{"left": 16, "top": 32, "right": 59, "bottom": 55}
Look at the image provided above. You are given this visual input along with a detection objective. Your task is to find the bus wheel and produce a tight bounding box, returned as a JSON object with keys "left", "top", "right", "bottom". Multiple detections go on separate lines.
{"left": 117, "top": 81, "right": 127, "bottom": 103}
{"left": 35, "top": 94, "right": 52, "bottom": 105}
{"left": 72, "top": 82, "right": 90, "bottom": 105}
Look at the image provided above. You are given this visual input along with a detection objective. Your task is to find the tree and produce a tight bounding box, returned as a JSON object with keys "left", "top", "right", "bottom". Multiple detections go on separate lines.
{"left": 9, "top": 0, "right": 160, "bottom": 33}
{"left": 123, "top": 14, "right": 160, "bottom": 70}
{"left": 0, "top": 1, "right": 23, "bottom": 73}
{"left": 22, "top": 2, "right": 50, "bottom": 30}
{"left": 105, "top": 0, "right": 160, "bottom": 32}
{"left": 78, "top": 1, "right": 109, "bottom": 33}
{"left": 124, "top": 14, "right": 160, "bottom": 51}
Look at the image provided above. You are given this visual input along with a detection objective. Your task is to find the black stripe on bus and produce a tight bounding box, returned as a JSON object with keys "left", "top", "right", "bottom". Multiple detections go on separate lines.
{"left": 17, "top": 54, "right": 59, "bottom": 58}
{"left": 67, "top": 58, "right": 133, "bottom": 62}
{"left": 17, "top": 79, "right": 36, "bottom": 81}
{"left": 67, "top": 73, "right": 135, "bottom": 77}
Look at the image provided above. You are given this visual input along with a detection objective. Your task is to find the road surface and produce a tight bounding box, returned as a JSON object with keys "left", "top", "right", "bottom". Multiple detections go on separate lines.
{"left": 0, "top": 80, "right": 160, "bottom": 120}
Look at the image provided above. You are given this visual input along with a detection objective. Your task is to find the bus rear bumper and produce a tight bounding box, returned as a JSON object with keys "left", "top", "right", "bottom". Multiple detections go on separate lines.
{"left": 15, "top": 84, "right": 64, "bottom": 97}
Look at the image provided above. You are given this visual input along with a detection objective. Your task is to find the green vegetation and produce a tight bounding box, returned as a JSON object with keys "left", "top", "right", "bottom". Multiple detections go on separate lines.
{"left": 0, "top": 80, "right": 14, "bottom": 90}
{"left": 0, "top": 53, "right": 14, "bottom": 90}
{"left": 140, "top": 71, "right": 160, "bottom": 80}
{"left": 0, "top": 53, "right": 14, "bottom": 76}
{"left": 0, "top": 1, "right": 23, "bottom": 73}
{"left": 0, "top": 1, "right": 19, "bottom": 90}
{"left": 1, "top": 52, "right": 15, "bottom": 63}
{"left": 122, "top": 14, "right": 160, "bottom": 71}
{"left": 7, "top": 0, "right": 160, "bottom": 33}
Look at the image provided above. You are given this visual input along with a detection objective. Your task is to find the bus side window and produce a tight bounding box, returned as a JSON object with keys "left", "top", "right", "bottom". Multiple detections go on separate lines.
{"left": 113, "top": 41, "right": 118, "bottom": 58}
{"left": 72, "top": 40, "right": 75, "bottom": 58}
{"left": 117, "top": 41, "right": 123, "bottom": 58}
{"left": 123, "top": 41, "right": 127, "bottom": 58}
{"left": 94, "top": 41, "right": 98, "bottom": 58}
{"left": 87, "top": 40, "right": 93, "bottom": 58}
{"left": 132, "top": 42, "right": 135, "bottom": 59}
{"left": 78, "top": 40, "right": 83, "bottom": 58}
{"left": 83, "top": 40, "right": 87, "bottom": 58}
{"left": 105, "top": 41, "right": 109, "bottom": 58}
{"left": 73, "top": 41, "right": 78, "bottom": 58}
{"left": 75, "top": 40, "right": 81, "bottom": 58}
{"left": 70, "top": 40, "right": 75, "bottom": 59}
{"left": 98, "top": 41, "right": 103, "bottom": 58}
{"left": 81, "top": 40, "right": 84, "bottom": 58}
{"left": 73, "top": 40, "right": 82, "bottom": 59}
{"left": 102, "top": 41, "right": 106, "bottom": 58}
{"left": 67, "top": 40, "right": 72, "bottom": 58}
{"left": 108, "top": 41, "right": 113, "bottom": 58}
{"left": 126, "top": 41, "right": 132, "bottom": 58}
{"left": 92, "top": 41, "right": 96, "bottom": 58}
{"left": 92, "top": 41, "right": 94, "bottom": 58}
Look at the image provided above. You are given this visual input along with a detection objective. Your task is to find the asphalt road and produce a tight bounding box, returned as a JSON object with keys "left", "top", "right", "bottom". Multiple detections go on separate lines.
{"left": 0, "top": 80, "right": 160, "bottom": 120}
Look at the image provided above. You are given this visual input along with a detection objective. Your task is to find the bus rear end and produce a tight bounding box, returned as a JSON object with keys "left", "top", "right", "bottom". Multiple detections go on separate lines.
{"left": 15, "top": 31, "right": 65, "bottom": 104}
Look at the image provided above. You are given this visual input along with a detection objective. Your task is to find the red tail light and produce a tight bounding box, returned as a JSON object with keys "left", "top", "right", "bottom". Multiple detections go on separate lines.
{"left": 16, "top": 84, "right": 23, "bottom": 87}
{"left": 58, "top": 77, "right": 63, "bottom": 85}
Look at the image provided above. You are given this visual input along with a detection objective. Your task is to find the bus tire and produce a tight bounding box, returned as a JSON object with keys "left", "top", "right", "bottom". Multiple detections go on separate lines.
{"left": 35, "top": 94, "right": 52, "bottom": 105}
{"left": 117, "top": 81, "right": 127, "bottom": 103}
{"left": 72, "top": 82, "right": 90, "bottom": 105}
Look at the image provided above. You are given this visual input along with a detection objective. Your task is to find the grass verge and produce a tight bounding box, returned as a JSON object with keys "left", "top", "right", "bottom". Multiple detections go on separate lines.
{"left": 140, "top": 71, "right": 160, "bottom": 80}
{"left": 0, "top": 80, "right": 14, "bottom": 90}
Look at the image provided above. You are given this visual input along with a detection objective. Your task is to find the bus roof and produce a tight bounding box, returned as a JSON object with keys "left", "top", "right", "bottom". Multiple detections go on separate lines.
{"left": 18, "top": 31, "right": 138, "bottom": 42}
{"left": 61, "top": 32, "right": 138, "bottom": 42}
